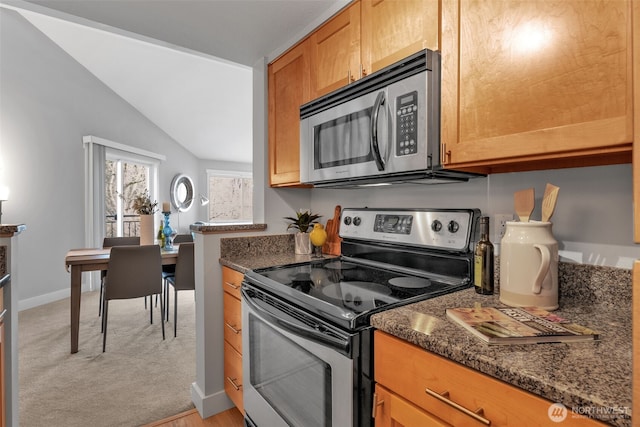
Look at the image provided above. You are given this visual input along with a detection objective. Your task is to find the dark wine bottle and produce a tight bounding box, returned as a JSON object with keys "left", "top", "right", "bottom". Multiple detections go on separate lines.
{"left": 474, "top": 216, "right": 494, "bottom": 294}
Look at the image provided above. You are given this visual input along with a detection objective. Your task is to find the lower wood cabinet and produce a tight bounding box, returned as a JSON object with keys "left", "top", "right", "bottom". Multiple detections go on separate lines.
{"left": 222, "top": 266, "right": 244, "bottom": 413}
{"left": 223, "top": 342, "right": 243, "bottom": 414}
{"left": 374, "top": 330, "right": 606, "bottom": 427}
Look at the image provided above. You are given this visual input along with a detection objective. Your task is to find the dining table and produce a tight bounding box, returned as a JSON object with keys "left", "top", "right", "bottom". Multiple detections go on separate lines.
{"left": 64, "top": 245, "right": 179, "bottom": 354}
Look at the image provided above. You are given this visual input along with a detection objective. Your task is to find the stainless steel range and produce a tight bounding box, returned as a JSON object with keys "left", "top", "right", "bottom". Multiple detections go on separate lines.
{"left": 242, "top": 208, "right": 481, "bottom": 427}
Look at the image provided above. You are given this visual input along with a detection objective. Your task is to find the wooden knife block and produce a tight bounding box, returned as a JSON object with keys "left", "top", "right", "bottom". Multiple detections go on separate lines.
{"left": 322, "top": 205, "right": 342, "bottom": 256}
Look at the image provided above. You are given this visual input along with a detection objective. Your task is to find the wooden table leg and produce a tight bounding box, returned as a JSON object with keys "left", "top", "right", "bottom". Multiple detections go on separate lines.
{"left": 70, "top": 266, "right": 82, "bottom": 354}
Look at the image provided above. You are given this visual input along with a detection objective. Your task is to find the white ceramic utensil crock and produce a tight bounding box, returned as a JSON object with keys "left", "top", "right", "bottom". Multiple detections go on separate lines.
{"left": 499, "top": 221, "right": 559, "bottom": 310}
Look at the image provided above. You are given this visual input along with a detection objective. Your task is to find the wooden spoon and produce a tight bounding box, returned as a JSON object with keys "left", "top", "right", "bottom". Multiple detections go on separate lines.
{"left": 514, "top": 188, "right": 535, "bottom": 222}
{"left": 541, "top": 183, "right": 560, "bottom": 222}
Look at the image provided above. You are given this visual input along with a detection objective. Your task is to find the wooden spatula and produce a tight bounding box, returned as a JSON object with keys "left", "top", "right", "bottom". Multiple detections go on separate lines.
{"left": 541, "top": 183, "right": 559, "bottom": 222}
{"left": 514, "top": 188, "right": 535, "bottom": 222}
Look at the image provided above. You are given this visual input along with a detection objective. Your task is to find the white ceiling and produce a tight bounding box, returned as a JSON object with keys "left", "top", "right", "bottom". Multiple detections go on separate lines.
{"left": 4, "top": 0, "right": 347, "bottom": 162}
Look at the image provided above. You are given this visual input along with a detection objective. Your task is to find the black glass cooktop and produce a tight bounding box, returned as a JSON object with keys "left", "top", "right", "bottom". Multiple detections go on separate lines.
{"left": 244, "top": 257, "right": 470, "bottom": 331}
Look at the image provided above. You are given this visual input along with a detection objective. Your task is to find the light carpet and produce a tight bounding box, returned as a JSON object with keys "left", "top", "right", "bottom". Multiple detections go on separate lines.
{"left": 19, "top": 289, "right": 196, "bottom": 427}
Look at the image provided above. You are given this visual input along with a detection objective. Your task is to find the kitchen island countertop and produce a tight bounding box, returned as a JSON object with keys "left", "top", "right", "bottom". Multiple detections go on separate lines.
{"left": 370, "top": 287, "right": 632, "bottom": 427}
{"left": 218, "top": 233, "right": 337, "bottom": 273}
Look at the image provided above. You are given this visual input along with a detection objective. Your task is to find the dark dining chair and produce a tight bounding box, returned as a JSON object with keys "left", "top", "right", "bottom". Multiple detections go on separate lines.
{"left": 161, "top": 233, "right": 193, "bottom": 316}
{"left": 99, "top": 236, "right": 140, "bottom": 316}
{"left": 102, "top": 245, "right": 165, "bottom": 352}
{"left": 164, "top": 242, "right": 195, "bottom": 337}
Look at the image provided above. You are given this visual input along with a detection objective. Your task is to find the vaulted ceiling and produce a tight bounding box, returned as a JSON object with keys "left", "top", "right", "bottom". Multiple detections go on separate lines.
{"left": 5, "top": 0, "right": 346, "bottom": 162}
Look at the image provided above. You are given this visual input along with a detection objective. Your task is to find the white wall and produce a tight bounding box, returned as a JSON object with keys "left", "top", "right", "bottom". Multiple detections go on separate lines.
{"left": 308, "top": 164, "right": 638, "bottom": 268}
{"left": 0, "top": 9, "right": 202, "bottom": 308}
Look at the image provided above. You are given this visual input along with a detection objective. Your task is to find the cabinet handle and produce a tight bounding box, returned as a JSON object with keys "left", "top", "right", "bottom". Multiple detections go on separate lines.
{"left": 441, "top": 143, "right": 451, "bottom": 164}
{"left": 371, "top": 392, "right": 384, "bottom": 418}
{"left": 347, "top": 69, "right": 356, "bottom": 83}
{"left": 224, "top": 281, "right": 239, "bottom": 290}
{"left": 360, "top": 64, "right": 367, "bottom": 78}
{"left": 425, "top": 388, "right": 491, "bottom": 425}
{"left": 226, "top": 376, "right": 242, "bottom": 391}
{"left": 225, "top": 322, "right": 241, "bottom": 334}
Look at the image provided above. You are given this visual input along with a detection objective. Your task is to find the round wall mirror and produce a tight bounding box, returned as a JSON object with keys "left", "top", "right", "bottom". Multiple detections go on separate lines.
{"left": 170, "top": 174, "right": 194, "bottom": 212}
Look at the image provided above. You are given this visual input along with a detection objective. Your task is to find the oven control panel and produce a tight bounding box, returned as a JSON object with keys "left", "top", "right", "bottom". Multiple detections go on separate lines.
{"left": 340, "top": 208, "right": 480, "bottom": 252}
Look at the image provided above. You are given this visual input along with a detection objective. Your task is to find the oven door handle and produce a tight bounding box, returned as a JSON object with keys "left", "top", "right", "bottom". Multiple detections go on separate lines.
{"left": 242, "top": 288, "right": 351, "bottom": 355}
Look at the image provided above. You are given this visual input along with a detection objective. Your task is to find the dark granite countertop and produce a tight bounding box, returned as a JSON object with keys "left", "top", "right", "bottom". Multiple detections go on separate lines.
{"left": 190, "top": 222, "right": 267, "bottom": 234}
{"left": 371, "top": 286, "right": 632, "bottom": 426}
{"left": 218, "top": 233, "right": 337, "bottom": 273}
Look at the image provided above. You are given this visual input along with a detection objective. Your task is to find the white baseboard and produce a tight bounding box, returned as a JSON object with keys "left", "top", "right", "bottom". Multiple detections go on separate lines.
{"left": 18, "top": 282, "right": 95, "bottom": 311}
{"left": 190, "top": 381, "right": 234, "bottom": 419}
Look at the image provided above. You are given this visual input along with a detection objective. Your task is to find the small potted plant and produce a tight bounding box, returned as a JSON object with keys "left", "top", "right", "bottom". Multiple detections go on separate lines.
{"left": 285, "top": 209, "right": 322, "bottom": 255}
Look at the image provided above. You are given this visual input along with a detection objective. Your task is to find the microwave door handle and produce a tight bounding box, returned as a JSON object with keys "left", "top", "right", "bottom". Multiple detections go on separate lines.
{"left": 370, "top": 91, "right": 386, "bottom": 171}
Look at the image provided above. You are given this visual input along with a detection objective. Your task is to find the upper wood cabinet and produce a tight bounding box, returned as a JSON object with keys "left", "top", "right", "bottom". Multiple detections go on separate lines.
{"left": 441, "top": 0, "right": 634, "bottom": 173}
{"left": 361, "top": 0, "right": 439, "bottom": 73}
{"left": 268, "top": 40, "right": 311, "bottom": 187}
{"left": 309, "top": 0, "right": 439, "bottom": 99}
{"left": 309, "top": 1, "right": 362, "bottom": 99}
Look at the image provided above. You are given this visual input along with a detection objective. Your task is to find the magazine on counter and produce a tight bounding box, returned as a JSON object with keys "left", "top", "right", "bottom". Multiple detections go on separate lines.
{"left": 445, "top": 306, "right": 600, "bottom": 345}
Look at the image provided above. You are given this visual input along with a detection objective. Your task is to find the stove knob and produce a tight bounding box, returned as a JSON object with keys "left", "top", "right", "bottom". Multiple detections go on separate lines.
{"left": 431, "top": 220, "right": 442, "bottom": 232}
{"left": 353, "top": 216, "right": 362, "bottom": 226}
{"left": 344, "top": 216, "right": 352, "bottom": 226}
{"left": 448, "top": 220, "right": 460, "bottom": 233}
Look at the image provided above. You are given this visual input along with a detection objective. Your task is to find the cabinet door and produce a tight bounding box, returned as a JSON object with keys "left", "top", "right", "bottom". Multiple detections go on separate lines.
{"left": 222, "top": 266, "right": 243, "bottom": 299}
{"left": 441, "top": 0, "right": 633, "bottom": 172}
{"left": 223, "top": 291, "right": 242, "bottom": 354}
{"left": 224, "top": 342, "right": 244, "bottom": 414}
{"left": 309, "top": 1, "right": 361, "bottom": 99}
{"left": 374, "top": 385, "right": 452, "bottom": 427}
{"left": 268, "top": 41, "right": 311, "bottom": 187}
{"left": 361, "top": 0, "right": 439, "bottom": 74}
{"left": 633, "top": 0, "right": 640, "bottom": 243}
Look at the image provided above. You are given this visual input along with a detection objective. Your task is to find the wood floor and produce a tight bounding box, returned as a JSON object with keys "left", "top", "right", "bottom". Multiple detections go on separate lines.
{"left": 144, "top": 407, "right": 245, "bottom": 427}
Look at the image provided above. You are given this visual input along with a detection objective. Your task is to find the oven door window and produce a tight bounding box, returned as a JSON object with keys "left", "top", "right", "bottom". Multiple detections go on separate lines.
{"left": 314, "top": 108, "right": 373, "bottom": 169}
{"left": 249, "top": 315, "right": 332, "bottom": 427}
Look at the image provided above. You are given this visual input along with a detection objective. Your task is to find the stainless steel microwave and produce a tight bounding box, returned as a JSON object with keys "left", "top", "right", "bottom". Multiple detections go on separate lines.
{"left": 299, "top": 49, "right": 484, "bottom": 187}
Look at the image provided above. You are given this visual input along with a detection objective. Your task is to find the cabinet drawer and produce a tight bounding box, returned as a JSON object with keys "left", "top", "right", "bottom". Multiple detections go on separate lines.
{"left": 224, "top": 342, "right": 244, "bottom": 414}
{"left": 374, "top": 331, "right": 605, "bottom": 427}
{"left": 223, "top": 291, "right": 242, "bottom": 354}
{"left": 374, "top": 384, "right": 452, "bottom": 427}
{"left": 222, "top": 266, "right": 243, "bottom": 299}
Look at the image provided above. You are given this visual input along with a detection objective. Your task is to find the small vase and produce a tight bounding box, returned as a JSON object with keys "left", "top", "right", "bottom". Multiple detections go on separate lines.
{"left": 294, "top": 232, "right": 312, "bottom": 255}
{"left": 139, "top": 214, "right": 155, "bottom": 246}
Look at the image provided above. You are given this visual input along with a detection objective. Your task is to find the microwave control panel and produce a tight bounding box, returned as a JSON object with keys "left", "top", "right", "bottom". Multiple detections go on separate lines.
{"left": 395, "top": 91, "right": 419, "bottom": 157}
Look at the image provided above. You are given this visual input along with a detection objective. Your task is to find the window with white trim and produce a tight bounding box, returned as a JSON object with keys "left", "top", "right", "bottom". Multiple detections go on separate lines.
{"left": 206, "top": 169, "right": 253, "bottom": 223}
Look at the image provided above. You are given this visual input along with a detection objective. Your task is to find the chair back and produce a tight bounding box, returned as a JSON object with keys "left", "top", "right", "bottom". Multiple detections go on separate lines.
{"left": 173, "top": 242, "right": 195, "bottom": 291}
{"left": 172, "top": 234, "right": 193, "bottom": 244}
{"left": 103, "top": 236, "right": 140, "bottom": 248}
{"left": 105, "top": 245, "right": 162, "bottom": 300}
